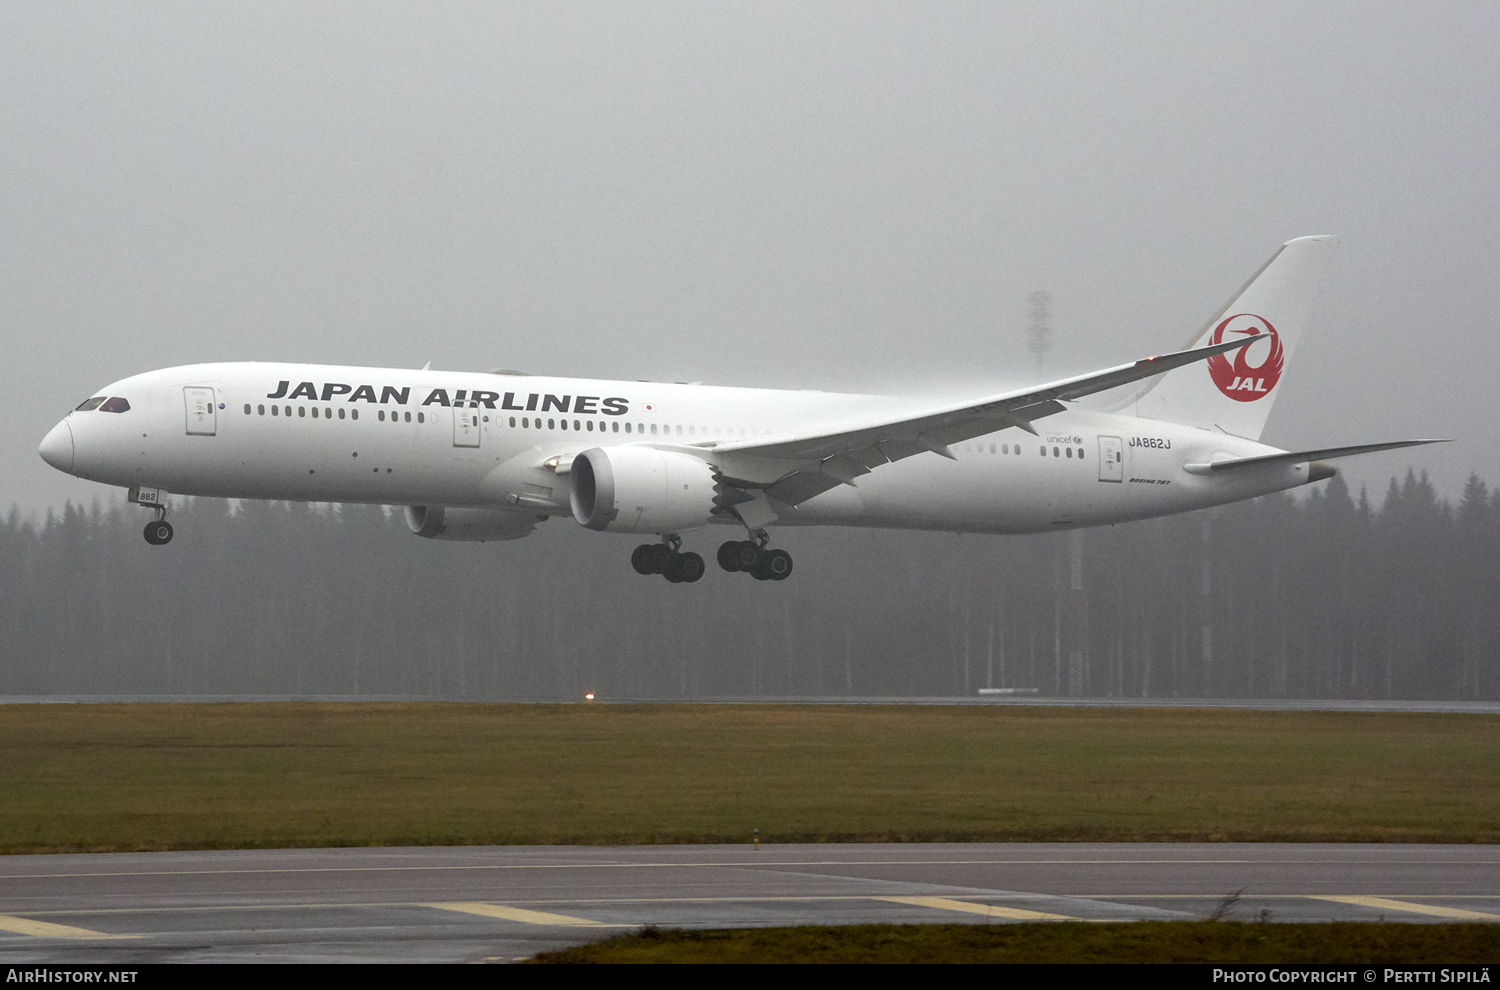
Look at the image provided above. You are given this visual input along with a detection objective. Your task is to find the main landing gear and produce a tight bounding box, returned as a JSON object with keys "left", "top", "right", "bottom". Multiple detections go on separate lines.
{"left": 142, "top": 506, "right": 173, "bottom": 546}
{"left": 629, "top": 531, "right": 793, "bottom": 583}
{"left": 631, "top": 534, "right": 705, "bottom": 583}
{"left": 717, "top": 530, "right": 792, "bottom": 581}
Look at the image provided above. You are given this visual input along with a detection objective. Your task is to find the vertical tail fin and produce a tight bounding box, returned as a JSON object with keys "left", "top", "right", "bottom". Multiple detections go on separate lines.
{"left": 1132, "top": 235, "right": 1339, "bottom": 441}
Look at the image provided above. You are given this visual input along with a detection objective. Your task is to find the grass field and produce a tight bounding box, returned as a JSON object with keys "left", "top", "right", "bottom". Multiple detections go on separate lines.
{"left": 526, "top": 921, "right": 1500, "bottom": 964}
{"left": 0, "top": 702, "right": 1495, "bottom": 852}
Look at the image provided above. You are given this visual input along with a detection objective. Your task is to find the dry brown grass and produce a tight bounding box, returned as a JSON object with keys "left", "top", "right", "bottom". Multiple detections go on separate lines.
{"left": 528, "top": 921, "right": 1500, "bottom": 964}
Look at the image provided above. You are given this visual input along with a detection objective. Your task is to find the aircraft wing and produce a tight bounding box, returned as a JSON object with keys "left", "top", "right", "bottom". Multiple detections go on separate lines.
{"left": 708, "top": 335, "right": 1262, "bottom": 506}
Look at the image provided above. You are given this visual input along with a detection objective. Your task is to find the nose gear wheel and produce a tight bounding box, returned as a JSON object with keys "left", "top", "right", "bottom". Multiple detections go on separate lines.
{"left": 141, "top": 504, "right": 173, "bottom": 546}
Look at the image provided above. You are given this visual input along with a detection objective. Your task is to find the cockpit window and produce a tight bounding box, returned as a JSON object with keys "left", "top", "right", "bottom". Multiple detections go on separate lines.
{"left": 75, "top": 397, "right": 106, "bottom": 412}
{"left": 99, "top": 397, "right": 131, "bottom": 413}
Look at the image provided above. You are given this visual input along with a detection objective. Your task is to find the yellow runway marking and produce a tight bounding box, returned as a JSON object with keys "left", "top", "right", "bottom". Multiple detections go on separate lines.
{"left": 424, "top": 901, "right": 629, "bottom": 927}
{"left": 878, "top": 896, "right": 1077, "bottom": 921}
{"left": 0, "top": 915, "right": 137, "bottom": 939}
{"left": 1311, "top": 896, "right": 1500, "bottom": 921}
{"left": 12, "top": 858, "right": 1498, "bottom": 881}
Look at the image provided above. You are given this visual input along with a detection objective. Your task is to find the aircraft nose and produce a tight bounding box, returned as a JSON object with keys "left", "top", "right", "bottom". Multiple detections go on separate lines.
{"left": 39, "top": 419, "right": 74, "bottom": 473}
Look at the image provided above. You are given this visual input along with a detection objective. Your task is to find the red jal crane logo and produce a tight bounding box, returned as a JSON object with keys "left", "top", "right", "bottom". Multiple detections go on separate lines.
{"left": 1206, "top": 313, "right": 1283, "bottom": 402}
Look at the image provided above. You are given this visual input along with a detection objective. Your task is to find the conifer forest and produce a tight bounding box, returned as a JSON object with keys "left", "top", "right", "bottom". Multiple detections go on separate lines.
{"left": 2, "top": 470, "right": 1495, "bottom": 701}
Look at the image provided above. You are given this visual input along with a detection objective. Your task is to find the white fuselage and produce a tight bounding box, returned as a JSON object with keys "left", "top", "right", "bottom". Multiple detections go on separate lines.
{"left": 42, "top": 362, "right": 1317, "bottom": 537}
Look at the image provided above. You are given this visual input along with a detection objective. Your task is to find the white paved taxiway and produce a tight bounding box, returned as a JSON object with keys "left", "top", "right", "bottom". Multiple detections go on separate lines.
{"left": 0, "top": 844, "right": 1496, "bottom": 963}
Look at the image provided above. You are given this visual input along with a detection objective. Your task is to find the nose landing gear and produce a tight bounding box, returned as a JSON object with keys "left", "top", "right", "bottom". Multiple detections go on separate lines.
{"left": 717, "top": 530, "right": 792, "bottom": 581}
{"left": 630, "top": 534, "right": 705, "bottom": 583}
{"left": 142, "top": 506, "right": 173, "bottom": 546}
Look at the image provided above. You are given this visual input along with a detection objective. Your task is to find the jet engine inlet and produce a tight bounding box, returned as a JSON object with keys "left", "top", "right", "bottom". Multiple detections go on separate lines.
{"left": 570, "top": 447, "right": 718, "bottom": 534}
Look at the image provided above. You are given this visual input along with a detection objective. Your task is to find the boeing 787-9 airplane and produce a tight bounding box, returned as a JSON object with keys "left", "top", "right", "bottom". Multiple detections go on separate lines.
{"left": 38, "top": 236, "right": 1442, "bottom": 583}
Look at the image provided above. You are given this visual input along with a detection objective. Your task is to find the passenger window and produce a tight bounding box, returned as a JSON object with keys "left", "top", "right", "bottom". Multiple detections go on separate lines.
{"left": 1002, "top": 444, "right": 1008, "bottom": 454}
{"left": 338, "top": 408, "right": 345, "bottom": 420}
{"left": 258, "top": 404, "right": 265, "bottom": 415}
{"left": 560, "top": 419, "right": 568, "bottom": 430}
{"left": 1039, "top": 446, "right": 1046, "bottom": 456}
{"left": 1077, "top": 447, "right": 1084, "bottom": 458}
{"left": 509, "top": 417, "right": 516, "bottom": 427}
{"left": 1052, "top": 446, "right": 1058, "bottom": 457}
{"left": 625, "top": 423, "right": 632, "bottom": 433}
{"left": 100, "top": 397, "right": 130, "bottom": 413}
{"left": 417, "top": 412, "right": 424, "bottom": 423}
{"left": 522, "top": 417, "right": 528, "bottom": 428}
{"left": 404, "top": 411, "right": 411, "bottom": 423}
{"left": 1066, "top": 447, "right": 1072, "bottom": 458}
{"left": 612, "top": 422, "right": 619, "bottom": 432}
{"left": 351, "top": 409, "right": 358, "bottom": 420}
{"left": 312, "top": 407, "right": 319, "bottom": 418}
{"left": 298, "top": 406, "right": 306, "bottom": 418}
{"left": 651, "top": 424, "right": 658, "bottom": 435}
{"left": 548, "top": 418, "right": 555, "bottom": 430}
{"left": 272, "top": 405, "right": 279, "bottom": 416}
{"left": 379, "top": 411, "right": 386, "bottom": 421}
{"left": 586, "top": 421, "right": 594, "bottom": 431}
{"left": 75, "top": 397, "right": 106, "bottom": 412}
{"left": 243, "top": 404, "right": 251, "bottom": 415}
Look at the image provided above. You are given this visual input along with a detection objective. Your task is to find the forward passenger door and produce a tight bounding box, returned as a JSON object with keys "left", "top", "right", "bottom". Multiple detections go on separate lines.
{"left": 184, "top": 387, "right": 217, "bottom": 436}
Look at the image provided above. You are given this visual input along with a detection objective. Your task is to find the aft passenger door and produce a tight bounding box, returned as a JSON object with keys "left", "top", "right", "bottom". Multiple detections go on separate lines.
{"left": 184, "top": 387, "right": 217, "bottom": 436}
{"left": 1098, "top": 435, "right": 1123, "bottom": 482}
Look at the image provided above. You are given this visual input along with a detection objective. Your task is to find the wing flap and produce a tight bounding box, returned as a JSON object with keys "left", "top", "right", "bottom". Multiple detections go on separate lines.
{"left": 766, "top": 471, "right": 845, "bottom": 506}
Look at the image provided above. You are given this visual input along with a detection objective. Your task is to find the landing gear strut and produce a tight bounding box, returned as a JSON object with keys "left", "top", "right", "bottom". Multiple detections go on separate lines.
{"left": 142, "top": 506, "right": 173, "bottom": 546}
{"left": 717, "top": 530, "right": 792, "bottom": 581}
{"left": 631, "top": 535, "right": 704, "bottom": 583}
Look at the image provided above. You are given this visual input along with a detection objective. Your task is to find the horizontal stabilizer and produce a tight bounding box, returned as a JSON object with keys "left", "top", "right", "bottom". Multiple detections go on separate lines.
{"left": 1183, "top": 439, "right": 1450, "bottom": 475}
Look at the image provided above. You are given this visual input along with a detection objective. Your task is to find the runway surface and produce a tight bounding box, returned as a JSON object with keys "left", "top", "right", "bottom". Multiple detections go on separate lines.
{"left": 0, "top": 843, "right": 1496, "bottom": 962}
{"left": 5, "top": 696, "right": 1500, "bottom": 713}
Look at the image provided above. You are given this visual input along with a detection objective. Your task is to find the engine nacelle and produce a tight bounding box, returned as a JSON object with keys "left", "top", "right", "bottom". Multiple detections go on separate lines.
{"left": 570, "top": 446, "right": 719, "bottom": 534}
{"left": 404, "top": 505, "right": 539, "bottom": 542}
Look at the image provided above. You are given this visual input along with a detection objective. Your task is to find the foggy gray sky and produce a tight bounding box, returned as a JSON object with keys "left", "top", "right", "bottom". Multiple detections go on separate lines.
{"left": 4, "top": 2, "right": 1497, "bottom": 517}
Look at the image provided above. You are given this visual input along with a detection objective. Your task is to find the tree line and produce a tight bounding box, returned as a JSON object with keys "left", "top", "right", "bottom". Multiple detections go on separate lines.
{"left": 1, "top": 468, "right": 1496, "bottom": 701}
